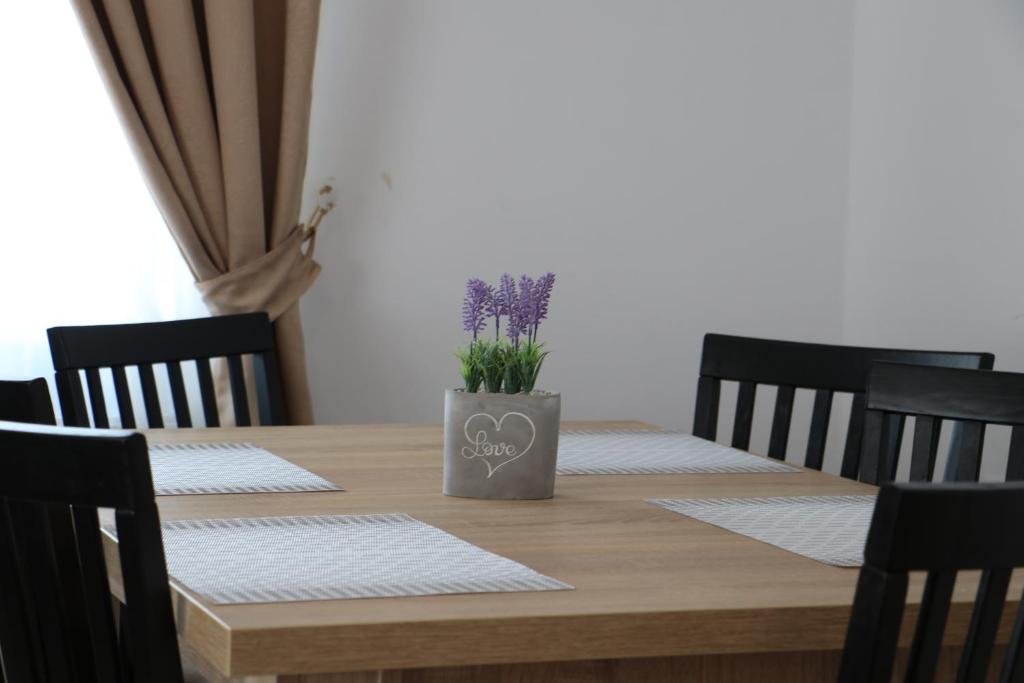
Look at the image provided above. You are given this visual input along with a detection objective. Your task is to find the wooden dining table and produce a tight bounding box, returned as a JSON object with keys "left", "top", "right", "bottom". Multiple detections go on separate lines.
{"left": 113, "top": 420, "right": 1018, "bottom": 682}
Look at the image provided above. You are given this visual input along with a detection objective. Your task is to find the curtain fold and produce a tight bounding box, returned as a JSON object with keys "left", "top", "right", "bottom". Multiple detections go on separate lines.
{"left": 70, "top": 0, "right": 322, "bottom": 424}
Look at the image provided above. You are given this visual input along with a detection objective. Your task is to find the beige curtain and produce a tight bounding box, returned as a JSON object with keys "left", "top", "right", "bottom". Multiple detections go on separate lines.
{"left": 70, "top": 0, "right": 322, "bottom": 424}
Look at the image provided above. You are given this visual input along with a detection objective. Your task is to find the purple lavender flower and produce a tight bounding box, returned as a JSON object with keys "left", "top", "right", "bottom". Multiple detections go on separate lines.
{"left": 497, "top": 273, "right": 516, "bottom": 317}
{"left": 487, "top": 276, "right": 509, "bottom": 340}
{"left": 499, "top": 273, "right": 527, "bottom": 346}
{"left": 532, "top": 272, "right": 555, "bottom": 340}
{"left": 462, "top": 278, "right": 490, "bottom": 341}
{"left": 518, "top": 274, "right": 536, "bottom": 341}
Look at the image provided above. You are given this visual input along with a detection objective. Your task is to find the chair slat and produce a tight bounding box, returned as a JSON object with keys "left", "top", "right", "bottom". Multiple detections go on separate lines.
{"left": 47, "top": 504, "right": 103, "bottom": 675}
{"left": 947, "top": 420, "right": 985, "bottom": 483}
{"left": 0, "top": 502, "right": 41, "bottom": 681}
{"left": 909, "top": 416, "right": 942, "bottom": 482}
{"left": 859, "top": 413, "right": 908, "bottom": 484}
{"left": 195, "top": 358, "right": 220, "bottom": 428}
{"left": 71, "top": 506, "right": 122, "bottom": 681}
{"left": 54, "top": 369, "right": 89, "bottom": 427}
{"left": 804, "top": 389, "right": 833, "bottom": 470}
{"left": 999, "top": 589, "right": 1024, "bottom": 683}
{"left": 115, "top": 504, "right": 183, "bottom": 681}
{"left": 254, "top": 351, "right": 287, "bottom": 426}
{"left": 905, "top": 569, "right": 956, "bottom": 681}
{"left": 11, "top": 502, "right": 76, "bottom": 678}
{"left": 137, "top": 364, "right": 164, "bottom": 429}
{"left": 859, "top": 409, "right": 888, "bottom": 485}
{"left": 84, "top": 368, "right": 110, "bottom": 429}
{"left": 959, "top": 568, "right": 1012, "bottom": 682}
{"left": 226, "top": 355, "right": 251, "bottom": 427}
{"left": 881, "top": 414, "right": 906, "bottom": 482}
{"left": 767, "top": 385, "right": 795, "bottom": 460}
{"left": 165, "top": 361, "right": 192, "bottom": 429}
{"left": 838, "top": 565, "right": 908, "bottom": 683}
{"left": 730, "top": 381, "right": 756, "bottom": 450}
{"left": 110, "top": 366, "right": 136, "bottom": 429}
{"left": 840, "top": 393, "right": 866, "bottom": 480}
{"left": 1008, "top": 426, "right": 1024, "bottom": 482}
{"left": 693, "top": 376, "right": 720, "bottom": 441}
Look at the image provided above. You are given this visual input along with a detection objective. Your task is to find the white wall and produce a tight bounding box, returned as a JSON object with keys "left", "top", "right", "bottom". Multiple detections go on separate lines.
{"left": 844, "top": 0, "right": 1024, "bottom": 478}
{"left": 845, "top": 0, "right": 1024, "bottom": 365}
{"left": 301, "top": 0, "right": 856, "bottom": 442}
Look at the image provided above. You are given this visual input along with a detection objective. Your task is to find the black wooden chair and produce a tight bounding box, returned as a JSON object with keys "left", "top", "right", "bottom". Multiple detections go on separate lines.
{"left": 0, "top": 421, "right": 182, "bottom": 682}
{"left": 0, "top": 382, "right": 55, "bottom": 683}
{"left": 860, "top": 363, "right": 1024, "bottom": 486}
{"left": 839, "top": 482, "right": 1024, "bottom": 682}
{"left": 48, "top": 312, "right": 286, "bottom": 428}
{"left": 692, "top": 333, "right": 994, "bottom": 478}
{"left": 0, "top": 378, "right": 55, "bottom": 426}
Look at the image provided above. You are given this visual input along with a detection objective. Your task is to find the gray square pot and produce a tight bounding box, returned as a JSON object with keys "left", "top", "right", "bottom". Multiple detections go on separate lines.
{"left": 443, "top": 389, "right": 561, "bottom": 499}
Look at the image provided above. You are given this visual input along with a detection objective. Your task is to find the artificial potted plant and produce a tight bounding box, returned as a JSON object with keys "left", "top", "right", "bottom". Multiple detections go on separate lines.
{"left": 443, "top": 273, "right": 561, "bottom": 499}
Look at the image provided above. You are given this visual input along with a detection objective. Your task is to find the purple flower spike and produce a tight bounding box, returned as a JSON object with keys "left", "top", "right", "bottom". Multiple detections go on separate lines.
{"left": 518, "top": 274, "right": 536, "bottom": 340}
{"left": 462, "top": 278, "right": 490, "bottom": 341}
{"left": 532, "top": 272, "right": 555, "bottom": 339}
{"left": 495, "top": 274, "right": 520, "bottom": 344}
{"left": 487, "top": 275, "right": 509, "bottom": 340}
{"left": 494, "top": 274, "right": 513, "bottom": 317}
{"left": 498, "top": 273, "right": 516, "bottom": 317}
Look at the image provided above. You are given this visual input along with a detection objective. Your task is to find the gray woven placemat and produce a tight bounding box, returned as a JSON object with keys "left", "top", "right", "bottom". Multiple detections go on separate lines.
{"left": 149, "top": 443, "right": 341, "bottom": 496}
{"left": 651, "top": 495, "right": 876, "bottom": 566}
{"left": 557, "top": 431, "right": 798, "bottom": 475}
{"left": 109, "top": 513, "right": 572, "bottom": 604}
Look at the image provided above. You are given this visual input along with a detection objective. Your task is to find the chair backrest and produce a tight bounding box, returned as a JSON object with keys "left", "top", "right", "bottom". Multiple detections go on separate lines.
{"left": 861, "top": 363, "right": 1024, "bottom": 485}
{"left": 0, "top": 379, "right": 55, "bottom": 425}
{"left": 692, "top": 333, "right": 994, "bottom": 478}
{"left": 839, "top": 482, "right": 1024, "bottom": 682}
{"left": 0, "top": 422, "right": 182, "bottom": 682}
{"left": 48, "top": 312, "right": 286, "bottom": 428}
{"left": 0, "top": 380, "right": 55, "bottom": 683}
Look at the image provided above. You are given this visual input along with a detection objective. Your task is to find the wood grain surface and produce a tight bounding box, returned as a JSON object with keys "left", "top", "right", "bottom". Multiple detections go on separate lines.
{"left": 117, "top": 422, "right": 1019, "bottom": 679}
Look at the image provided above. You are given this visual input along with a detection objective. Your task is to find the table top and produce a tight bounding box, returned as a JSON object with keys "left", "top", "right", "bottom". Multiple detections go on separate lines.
{"left": 127, "top": 421, "right": 1014, "bottom": 677}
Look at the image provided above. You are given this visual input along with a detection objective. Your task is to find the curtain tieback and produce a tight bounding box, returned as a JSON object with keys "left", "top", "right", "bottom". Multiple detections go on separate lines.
{"left": 196, "top": 226, "right": 321, "bottom": 321}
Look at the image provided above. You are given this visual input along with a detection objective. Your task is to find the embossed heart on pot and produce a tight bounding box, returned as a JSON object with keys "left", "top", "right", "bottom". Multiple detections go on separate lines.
{"left": 460, "top": 411, "right": 537, "bottom": 478}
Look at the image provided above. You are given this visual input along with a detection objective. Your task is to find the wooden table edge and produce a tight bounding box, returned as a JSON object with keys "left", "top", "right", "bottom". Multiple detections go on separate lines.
{"left": 128, "top": 421, "right": 1013, "bottom": 678}
{"left": 224, "top": 604, "right": 855, "bottom": 676}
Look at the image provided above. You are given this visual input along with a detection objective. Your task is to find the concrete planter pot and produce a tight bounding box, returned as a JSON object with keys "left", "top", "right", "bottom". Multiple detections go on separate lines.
{"left": 443, "top": 389, "right": 561, "bottom": 499}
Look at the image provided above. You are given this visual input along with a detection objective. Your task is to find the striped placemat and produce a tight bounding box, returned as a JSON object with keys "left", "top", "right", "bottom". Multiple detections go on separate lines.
{"left": 557, "top": 431, "right": 798, "bottom": 475}
{"left": 149, "top": 443, "right": 340, "bottom": 496}
{"left": 651, "top": 495, "right": 875, "bottom": 566}
{"left": 108, "top": 513, "right": 572, "bottom": 604}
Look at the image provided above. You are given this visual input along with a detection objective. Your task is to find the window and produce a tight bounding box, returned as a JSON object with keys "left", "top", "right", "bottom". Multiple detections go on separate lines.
{"left": 0, "top": 1, "right": 206, "bottom": 386}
